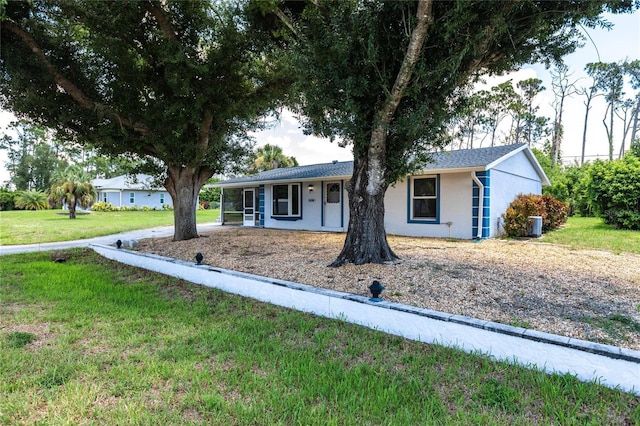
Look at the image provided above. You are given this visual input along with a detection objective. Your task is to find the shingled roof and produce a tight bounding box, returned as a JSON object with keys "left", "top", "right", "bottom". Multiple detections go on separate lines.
{"left": 217, "top": 143, "right": 541, "bottom": 187}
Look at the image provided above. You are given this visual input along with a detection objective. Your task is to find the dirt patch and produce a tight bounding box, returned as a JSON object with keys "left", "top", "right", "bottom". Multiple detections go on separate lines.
{"left": 135, "top": 227, "right": 640, "bottom": 350}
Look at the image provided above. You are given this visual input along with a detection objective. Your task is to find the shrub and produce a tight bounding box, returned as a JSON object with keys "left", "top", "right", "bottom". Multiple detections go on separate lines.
{"left": 15, "top": 190, "right": 49, "bottom": 210}
{"left": 584, "top": 156, "right": 640, "bottom": 230}
{"left": 162, "top": 204, "right": 173, "bottom": 211}
{"left": 502, "top": 194, "right": 568, "bottom": 237}
{"left": 91, "top": 201, "right": 119, "bottom": 212}
{"left": 502, "top": 194, "right": 546, "bottom": 237}
{"left": 141, "top": 205, "right": 156, "bottom": 211}
{"left": 200, "top": 201, "right": 210, "bottom": 210}
{"left": 0, "top": 189, "right": 17, "bottom": 211}
{"left": 540, "top": 194, "right": 569, "bottom": 232}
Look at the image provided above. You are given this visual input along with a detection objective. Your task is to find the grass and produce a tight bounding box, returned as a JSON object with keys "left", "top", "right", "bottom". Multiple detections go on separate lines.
{"left": 0, "top": 209, "right": 219, "bottom": 245}
{"left": 1, "top": 249, "right": 638, "bottom": 424}
{"left": 543, "top": 216, "right": 640, "bottom": 254}
{"left": 580, "top": 314, "right": 640, "bottom": 345}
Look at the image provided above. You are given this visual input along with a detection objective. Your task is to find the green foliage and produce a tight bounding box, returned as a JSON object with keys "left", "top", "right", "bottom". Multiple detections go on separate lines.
{"left": 14, "top": 190, "right": 49, "bottom": 210}
{"left": 0, "top": 121, "right": 68, "bottom": 191}
{"left": 199, "top": 177, "right": 221, "bottom": 204}
{"left": 248, "top": 144, "right": 298, "bottom": 174}
{"left": 269, "top": 0, "right": 635, "bottom": 184}
{"left": 502, "top": 194, "right": 568, "bottom": 237}
{"left": 0, "top": 189, "right": 17, "bottom": 211}
{"left": 583, "top": 156, "right": 640, "bottom": 230}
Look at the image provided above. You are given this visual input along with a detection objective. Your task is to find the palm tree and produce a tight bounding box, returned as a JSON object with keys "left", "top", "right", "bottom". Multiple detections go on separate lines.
{"left": 249, "top": 144, "right": 298, "bottom": 173}
{"left": 48, "top": 166, "right": 97, "bottom": 219}
{"left": 15, "top": 190, "right": 49, "bottom": 210}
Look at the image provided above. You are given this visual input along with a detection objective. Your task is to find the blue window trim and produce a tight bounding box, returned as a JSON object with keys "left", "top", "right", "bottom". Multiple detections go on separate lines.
{"left": 258, "top": 185, "right": 265, "bottom": 227}
{"left": 271, "top": 216, "right": 303, "bottom": 221}
{"left": 270, "top": 182, "right": 303, "bottom": 220}
{"left": 407, "top": 174, "right": 440, "bottom": 224}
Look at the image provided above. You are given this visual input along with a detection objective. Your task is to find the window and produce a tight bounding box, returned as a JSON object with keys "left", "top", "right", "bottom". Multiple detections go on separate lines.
{"left": 129, "top": 192, "right": 135, "bottom": 204}
{"left": 410, "top": 176, "right": 437, "bottom": 220}
{"left": 102, "top": 192, "right": 107, "bottom": 202}
{"left": 160, "top": 193, "right": 165, "bottom": 204}
{"left": 272, "top": 184, "right": 301, "bottom": 217}
{"left": 326, "top": 183, "right": 340, "bottom": 204}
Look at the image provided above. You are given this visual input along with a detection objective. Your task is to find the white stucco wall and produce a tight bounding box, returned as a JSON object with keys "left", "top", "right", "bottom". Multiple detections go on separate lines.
{"left": 384, "top": 173, "right": 474, "bottom": 239}
{"left": 489, "top": 152, "right": 544, "bottom": 237}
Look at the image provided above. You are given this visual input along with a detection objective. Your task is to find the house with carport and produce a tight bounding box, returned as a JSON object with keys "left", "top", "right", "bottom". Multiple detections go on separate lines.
{"left": 215, "top": 144, "right": 549, "bottom": 239}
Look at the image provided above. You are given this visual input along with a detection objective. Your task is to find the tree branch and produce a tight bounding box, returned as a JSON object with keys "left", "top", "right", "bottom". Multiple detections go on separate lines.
{"left": 146, "top": 0, "right": 178, "bottom": 41}
{"left": 3, "top": 20, "right": 152, "bottom": 136}
{"left": 370, "top": 0, "right": 433, "bottom": 154}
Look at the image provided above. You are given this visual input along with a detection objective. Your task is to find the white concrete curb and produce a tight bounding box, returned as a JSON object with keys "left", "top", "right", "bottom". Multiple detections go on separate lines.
{"left": 91, "top": 244, "right": 639, "bottom": 395}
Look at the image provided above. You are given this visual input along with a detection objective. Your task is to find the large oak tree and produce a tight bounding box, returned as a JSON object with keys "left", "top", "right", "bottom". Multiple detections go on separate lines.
{"left": 263, "top": 0, "right": 636, "bottom": 266}
{"left": 1, "top": 0, "right": 289, "bottom": 240}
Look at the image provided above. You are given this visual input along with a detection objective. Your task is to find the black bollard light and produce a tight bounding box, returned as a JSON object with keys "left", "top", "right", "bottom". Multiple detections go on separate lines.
{"left": 368, "top": 280, "right": 385, "bottom": 302}
{"left": 195, "top": 252, "right": 204, "bottom": 265}
{"left": 116, "top": 239, "right": 122, "bottom": 249}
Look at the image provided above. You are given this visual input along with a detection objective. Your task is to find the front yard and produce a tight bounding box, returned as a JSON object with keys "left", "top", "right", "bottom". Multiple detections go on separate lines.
{"left": 136, "top": 226, "right": 640, "bottom": 350}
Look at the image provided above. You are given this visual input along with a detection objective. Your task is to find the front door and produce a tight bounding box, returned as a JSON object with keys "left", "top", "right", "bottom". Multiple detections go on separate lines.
{"left": 323, "top": 182, "right": 342, "bottom": 228}
{"left": 243, "top": 188, "right": 255, "bottom": 227}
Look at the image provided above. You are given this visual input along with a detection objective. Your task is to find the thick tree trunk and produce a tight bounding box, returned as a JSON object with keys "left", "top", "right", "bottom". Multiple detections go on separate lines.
{"left": 165, "top": 165, "right": 212, "bottom": 241}
{"left": 331, "top": 0, "right": 432, "bottom": 267}
{"left": 331, "top": 156, "right": 398, "bottom": 267}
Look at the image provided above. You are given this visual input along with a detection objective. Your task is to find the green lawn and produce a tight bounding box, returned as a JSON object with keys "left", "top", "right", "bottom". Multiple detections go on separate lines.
{"left": 543, "top": 216, "right": 640, "bottom": 255}
{"left": 0, "top": 209, "right": 219, "bottom": 245}
{"left": 1, "top": 249, "right": 638, "bottom": 424}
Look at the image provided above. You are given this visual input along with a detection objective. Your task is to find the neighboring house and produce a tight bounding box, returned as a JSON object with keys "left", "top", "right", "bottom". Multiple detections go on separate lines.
{"left": 92, "top": 174, "right": 172, "bottom": 210}
{"left": 215, "top": 144, "right": 550, "bottom": 239}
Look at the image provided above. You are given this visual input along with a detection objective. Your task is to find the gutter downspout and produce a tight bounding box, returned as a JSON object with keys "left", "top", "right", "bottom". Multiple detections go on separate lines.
{"left": 471, "top": 172, "right": 483, "bottom": 239}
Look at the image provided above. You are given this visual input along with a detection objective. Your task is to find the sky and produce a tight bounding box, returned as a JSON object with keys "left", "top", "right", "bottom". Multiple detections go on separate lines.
{"left": 1, "top": 9, "right": 639, "bottom": 185}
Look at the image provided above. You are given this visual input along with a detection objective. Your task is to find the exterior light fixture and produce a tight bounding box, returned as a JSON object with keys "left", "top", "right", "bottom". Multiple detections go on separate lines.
{"left": 369, "top": 280, "right": 385, "bottom": 302}
{"left": 195, "top": 252, "right": 204, "bottom": 265}
{"left": 116, "top": 239, "right": 122, "bottom": 249}
{"left": 308, "top": 184, "right": 314, "bottom": 192}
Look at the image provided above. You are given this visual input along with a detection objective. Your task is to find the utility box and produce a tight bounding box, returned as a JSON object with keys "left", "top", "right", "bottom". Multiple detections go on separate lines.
{"left": 528, "top": 216, "right": 543, "bottom": 238}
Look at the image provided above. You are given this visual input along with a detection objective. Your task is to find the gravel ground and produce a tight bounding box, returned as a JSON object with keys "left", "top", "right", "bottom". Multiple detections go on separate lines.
{"left": 135, "top": 227, "right": 640, "bottom": 350}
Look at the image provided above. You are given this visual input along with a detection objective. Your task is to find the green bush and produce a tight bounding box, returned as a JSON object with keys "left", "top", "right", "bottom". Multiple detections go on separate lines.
{"left": 91, "top": 201, "right": 119, "bottom": 212}
{"left": 502, "top": 194, "right": 568, "bottom": 238}
{"left": 0, "top": 189, "right": 18, "bottom": 211}
{"left": 15, "top": 190, "right": 49, "bottom": 210}
{"left": 584, "top": 155, "right": 640, "bottom": 230}
{"left": 162, "top": 204, "right": 173, "bottom": 211}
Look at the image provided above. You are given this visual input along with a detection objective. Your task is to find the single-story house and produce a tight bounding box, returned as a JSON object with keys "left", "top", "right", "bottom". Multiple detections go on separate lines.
{"left": 92, "top": 174, "right": 172, "bottom": 209}
{"left": 215, "top": 143, "right": 550, "bottom": 239}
